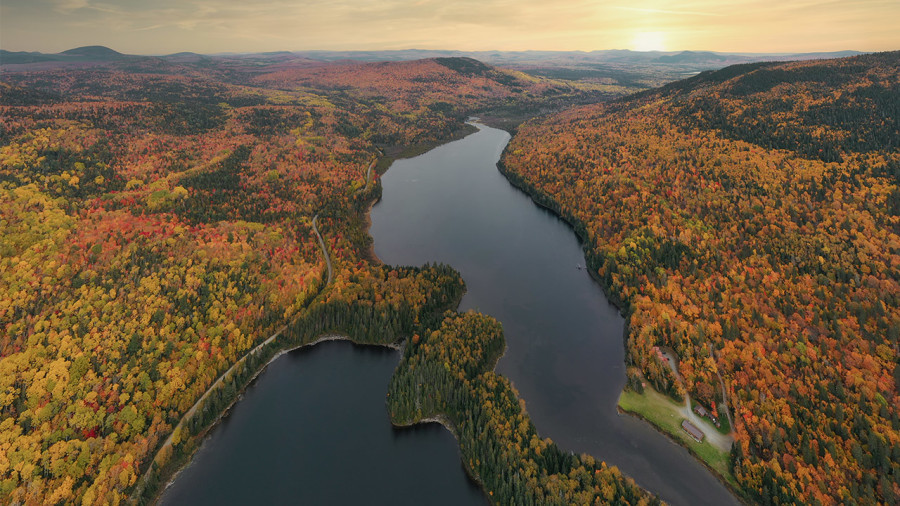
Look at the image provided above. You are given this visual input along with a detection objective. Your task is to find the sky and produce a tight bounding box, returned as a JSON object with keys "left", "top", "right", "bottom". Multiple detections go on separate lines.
{"left": 1, "top": 0, "right": 898, "bottom": 55}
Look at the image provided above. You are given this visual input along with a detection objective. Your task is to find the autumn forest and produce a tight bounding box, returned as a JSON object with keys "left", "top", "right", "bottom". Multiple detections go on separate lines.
{"left": 505, "top": 51, "right": 900, "bottom": 504}
{"left": 1, "top": 44, "right": 898, "bottom": 506}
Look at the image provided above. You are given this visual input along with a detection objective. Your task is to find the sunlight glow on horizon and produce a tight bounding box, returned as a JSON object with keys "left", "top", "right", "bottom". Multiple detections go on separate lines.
{"left": 631, "top": 32, "right": 667, "bottom": 52}
{"left": 0, "top": 0, "right": 897, "bottom": 54}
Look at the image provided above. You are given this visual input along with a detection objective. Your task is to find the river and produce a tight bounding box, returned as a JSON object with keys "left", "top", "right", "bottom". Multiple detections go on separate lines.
{"left": 369, "top": 122, "right": 739, "bottom": 505}
{"left": 162, "top": 122, "right": 738, "bottom": 505}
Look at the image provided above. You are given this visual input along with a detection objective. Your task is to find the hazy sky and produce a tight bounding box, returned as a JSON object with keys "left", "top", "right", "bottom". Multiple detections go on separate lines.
{"left": 1, "top": 0, "right": 898, "bottom": 54}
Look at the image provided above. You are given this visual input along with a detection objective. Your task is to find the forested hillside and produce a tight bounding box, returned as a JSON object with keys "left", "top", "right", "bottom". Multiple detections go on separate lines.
{"left": 0, "top": 56, "right": 604, "bottom": 503}
{"left": 504, "top": 51, "right": 900, "bottom": 504}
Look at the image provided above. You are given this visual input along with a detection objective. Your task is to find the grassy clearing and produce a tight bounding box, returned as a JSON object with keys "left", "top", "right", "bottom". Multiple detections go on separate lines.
{"left": 618, "top": 388, "right": 737, "bottom": 487}
{"left": 714, "top": 410, "right": 732, "bottom": 435}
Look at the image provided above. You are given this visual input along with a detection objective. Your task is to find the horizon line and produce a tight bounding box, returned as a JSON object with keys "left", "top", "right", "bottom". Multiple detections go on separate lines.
{"left": 0, "top": 45, "right": 873, "bottom": 58}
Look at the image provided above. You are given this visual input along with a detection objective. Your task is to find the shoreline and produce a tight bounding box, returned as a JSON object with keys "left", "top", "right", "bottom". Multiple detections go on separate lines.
{"left": 391, "top": 414, "right": 489, "bottom": 492}
{"left": 616, "top": 401, "right": 749, "bottom": 504}
{"left": 130, "top": 214, "right": 333, "bottom": 504}
{"left": 137, "top": 120, "right": 488, "bottom": 505}
{"left": 388, "top": 320, "right": 509, "bottom": 497}
{"left": 494, "top": 137, "right": 748, "bottom": 504}
{"left": 364, "top": 121, "right": 479, "bottom": 266}
{"left": 156, "top": 333, "right": 403, "bottom": 501}
{"left": 496, "top": 157, "right": 628, "bottom": 313}
{"left": 362, "top": 196, "right": 382, "bottom": 265}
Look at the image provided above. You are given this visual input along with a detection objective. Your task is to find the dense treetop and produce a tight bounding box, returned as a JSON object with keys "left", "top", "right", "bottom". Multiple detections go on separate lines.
{"left": 504, "top": 51, "right": 900, "bottom": 504}
{"left": 0, "top": 56, "right": 604, "bottom": 504}
{"left": 389, "top": 311, "right": 657, "bottom": 505}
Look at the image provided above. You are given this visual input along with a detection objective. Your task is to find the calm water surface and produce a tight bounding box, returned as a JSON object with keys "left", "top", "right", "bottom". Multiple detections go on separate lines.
{"left": 160, "top": 342, "right": 485, "bottom": 505}
{"left": 165, "top": 122, "right": 738, "bottom": 506}
{"left": 369, "top": 123, "right": 738, "bottom": 505}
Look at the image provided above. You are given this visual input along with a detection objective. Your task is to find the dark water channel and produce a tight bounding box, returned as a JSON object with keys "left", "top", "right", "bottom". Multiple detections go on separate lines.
{"left": 160, "top": 342, "right": 485, "bottom": 505}
{"left": 369, "top": 123, "right": 738, "bottom": 505}
{"left": 162, "top": 122, "right": 738, "bottom": 506}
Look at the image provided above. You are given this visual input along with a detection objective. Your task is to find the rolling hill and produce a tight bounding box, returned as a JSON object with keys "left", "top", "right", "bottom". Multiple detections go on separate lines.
{"left": 503, "top": 51, "right": 900, "bottom": 504}
{"left": 0, "top": 55, "right": 641, "bottom": 504}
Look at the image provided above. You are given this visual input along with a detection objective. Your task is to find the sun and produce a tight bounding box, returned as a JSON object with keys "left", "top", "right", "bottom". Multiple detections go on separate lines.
{"left": 632, "top": 31, "right": 666, "bottom": 52}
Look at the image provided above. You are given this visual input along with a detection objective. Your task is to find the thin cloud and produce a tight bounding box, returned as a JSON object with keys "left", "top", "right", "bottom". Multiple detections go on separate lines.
{"left": 52, "top": 0, "right": 89, "bottom": 12}
{"left": 1, "top": 0, "right": 897, "bottom": 54}
{"left": 613, "top": 6, "right": 723, "bottom": 17}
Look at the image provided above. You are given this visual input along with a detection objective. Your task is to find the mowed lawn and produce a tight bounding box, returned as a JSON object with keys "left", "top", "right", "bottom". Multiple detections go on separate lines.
{"left": 618, "top": 388, "right": 736, "bottom": 487}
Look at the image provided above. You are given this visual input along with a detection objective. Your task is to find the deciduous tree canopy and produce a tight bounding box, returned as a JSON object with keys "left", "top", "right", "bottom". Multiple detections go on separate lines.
{"left": 0, "top": 56, "right": 605, "bottom": 503}
{"left": 504, "top": 51, "right": 900, "bottom": 504}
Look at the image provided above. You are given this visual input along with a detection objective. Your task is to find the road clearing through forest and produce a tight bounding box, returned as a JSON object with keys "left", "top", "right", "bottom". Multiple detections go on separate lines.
{"left": 658, "top": 348, "right": 734, "bottom": 452}
{"left": 129, "top": 213, "right": 333, "bottom": 504}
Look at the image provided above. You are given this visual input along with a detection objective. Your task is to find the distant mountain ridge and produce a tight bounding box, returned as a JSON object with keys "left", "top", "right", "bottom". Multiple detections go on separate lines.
{"left": 1, "top": 45, "right": 133, "bottom": 65}
{"left": 59, "top": 45, "right": 125, "bottom": 58}
{"left": 2, "top": 45, "right": 865, "bottom": 68}
{"left": 654, "top": 50, "right": 738, "bottom": 64}
{"left": 0, "top": 45, "right": 869, "bottom": 91}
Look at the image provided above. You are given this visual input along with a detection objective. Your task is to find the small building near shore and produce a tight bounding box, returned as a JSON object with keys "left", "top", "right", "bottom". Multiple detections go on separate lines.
{"left": 693, "top": 402, "right": 721, "bottom": 427}
{"left": 682, "top": 420, "right": 705, "bottom": 443}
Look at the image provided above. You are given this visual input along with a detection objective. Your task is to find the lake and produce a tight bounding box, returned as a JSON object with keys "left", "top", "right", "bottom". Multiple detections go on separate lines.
{"left": 159, "top": 342, "right": 485, "bottom": 505}
{"left": 163, "top": 122, "right": 738, "bottom": 505}
{"left": 369, "top": 122, "right": 738, "bottom": 505}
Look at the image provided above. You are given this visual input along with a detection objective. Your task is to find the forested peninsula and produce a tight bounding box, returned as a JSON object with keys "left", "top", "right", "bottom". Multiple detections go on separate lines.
{"left": 0, "top": 54, "right": 647, "bottom": 504}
